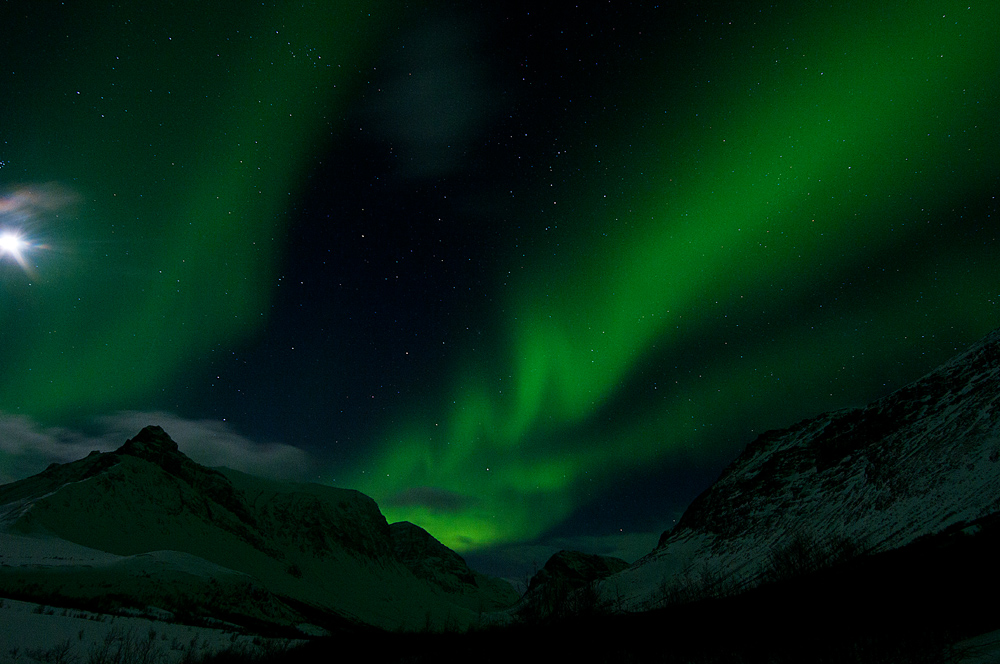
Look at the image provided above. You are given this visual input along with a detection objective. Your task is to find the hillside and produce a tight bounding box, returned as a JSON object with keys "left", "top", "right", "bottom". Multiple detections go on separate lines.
{"left": 600, "top": 327, "right": 1000, "bottom": 610}
{"left": 0, "top": 426, "right": 517, "bottom": 633}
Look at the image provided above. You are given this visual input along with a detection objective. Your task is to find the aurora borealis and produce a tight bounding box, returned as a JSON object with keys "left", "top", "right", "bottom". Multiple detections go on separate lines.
{"left": 1, "top": 2, "right": 998, "bottom": 572}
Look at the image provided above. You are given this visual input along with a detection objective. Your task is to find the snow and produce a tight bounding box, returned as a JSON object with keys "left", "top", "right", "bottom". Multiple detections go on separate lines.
{"left": 0, "top": 597, "right": 302, "bottom": 663}
{"left": 0, "top": 449, "right": 514, "bottom": 636}
{"left": 591, "top": 329, "right": 1000, "bottom": 612}
{"left": 0, "top": 531, "right": 124, "bottom": 567}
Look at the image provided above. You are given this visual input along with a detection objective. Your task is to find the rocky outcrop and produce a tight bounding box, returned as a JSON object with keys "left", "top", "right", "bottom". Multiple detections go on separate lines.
{"left": 391, "top": 521, "right": 476, "bottom": 589}
{"left": 117, "top": 425, "right": 260, "bottom": 531}
{"left": 389, "top": 521, "right": 519, "bottom": 611}
{"left": 527, "top": 550, "right": 630, "bottom": 594}
{"left": 519, "top": 550, "right": 629, "bottom": 618}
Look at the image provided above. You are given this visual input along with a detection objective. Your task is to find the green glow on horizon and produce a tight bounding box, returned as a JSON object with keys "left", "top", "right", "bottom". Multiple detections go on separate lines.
{"left": 358, "top": 1, "right": 1000, "bottom": 552}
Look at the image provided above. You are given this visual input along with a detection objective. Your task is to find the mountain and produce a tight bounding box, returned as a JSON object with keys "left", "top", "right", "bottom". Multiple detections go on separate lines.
{"left": 515, "top": 550, "right": 630, "bottom": 619}
{"left": 601, "top": 327, "right": 1000, "bottom": 610}
{"left": 0, "top": 426, "right": 517, "bottom": 633}
{"left": 526, "top": 550, "right": 630, "bottom": 596}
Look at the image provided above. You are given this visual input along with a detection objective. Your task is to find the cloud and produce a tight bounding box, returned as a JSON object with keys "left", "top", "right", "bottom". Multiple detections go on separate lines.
{"left": 0, "top": 411, "right": 314, "bottom": 484}
{"left": 383, "top": 486, "right": 473, "bottom": 513}
{"left": 0, "top": 414, "right": 114, "bottom": 484}
{"left": 94, "top": 411, "right": 314, "bottom": 480}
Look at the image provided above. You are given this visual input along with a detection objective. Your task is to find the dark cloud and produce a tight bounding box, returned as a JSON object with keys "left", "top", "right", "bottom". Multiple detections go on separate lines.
{"left": 384, "top": 486, "right": 473, "bottom": 513}
{"left": 363, "top": 11, "right": 497, "bottom": 179}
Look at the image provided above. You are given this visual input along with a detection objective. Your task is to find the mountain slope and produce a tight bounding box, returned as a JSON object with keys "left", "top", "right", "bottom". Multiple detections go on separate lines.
{"left": 605, "top": 327, "right": 1000, "bottom": 610}
{"left": 0, "top": 426, "right": 516, "bottom": 632}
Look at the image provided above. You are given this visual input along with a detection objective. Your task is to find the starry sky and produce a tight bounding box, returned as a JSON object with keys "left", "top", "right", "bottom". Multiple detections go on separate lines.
{"left": 1, "top": 1, "right": 998, "bottom": 578}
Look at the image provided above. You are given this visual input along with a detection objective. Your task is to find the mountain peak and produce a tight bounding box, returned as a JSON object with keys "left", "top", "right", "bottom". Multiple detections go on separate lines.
{"left": 118, "top": 424, "right": 177, "bottom": 451}
{"left": 115, "top": 425, "right": 181, "bottom": 465}
{"left": 0, "top": 431, "right": 521, "bottom": 631}
{"left": 109, "top": 426, "right": 260, "bottom": 529}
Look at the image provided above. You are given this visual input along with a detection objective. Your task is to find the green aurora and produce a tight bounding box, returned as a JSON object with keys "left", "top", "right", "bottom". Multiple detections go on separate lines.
{"left": 1, "top": 2, "right": 388, "bottom": 415}
{"left": 1, "top": 2, "right": 998, "bottom": 555}
{"left": 349, "top": 2, "right": 1000, "bottom": 550}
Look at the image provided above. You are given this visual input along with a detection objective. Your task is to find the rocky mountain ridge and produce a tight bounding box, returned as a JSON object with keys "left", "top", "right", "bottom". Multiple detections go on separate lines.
{"left": 598, "top": 327, "right": 1000, "bottom": 610}
{"left": 0, "top": 426, "right": 518, "bottom": 632}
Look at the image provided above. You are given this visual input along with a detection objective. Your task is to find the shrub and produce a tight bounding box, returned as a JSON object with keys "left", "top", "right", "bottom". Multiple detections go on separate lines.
{"left": 86, "top": 625, "right": 166, "bottom": 664}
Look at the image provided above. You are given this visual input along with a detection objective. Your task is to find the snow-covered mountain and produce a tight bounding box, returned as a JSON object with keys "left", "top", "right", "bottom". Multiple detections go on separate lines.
{"left": 602, "top": 327, "right": 1000, "bottom": 610}
{"left": 0, "top": 426, "right": 518, "bottom": 633}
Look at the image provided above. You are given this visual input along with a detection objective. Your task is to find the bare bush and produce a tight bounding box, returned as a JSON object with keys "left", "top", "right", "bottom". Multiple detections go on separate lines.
{"left": 86, "top": 626, "right": 165, "bottom": 664}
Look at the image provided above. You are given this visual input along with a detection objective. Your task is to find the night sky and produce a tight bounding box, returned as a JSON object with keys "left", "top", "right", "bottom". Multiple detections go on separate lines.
{"left": 1, "top": 1, "right": 998, "bottom": 577}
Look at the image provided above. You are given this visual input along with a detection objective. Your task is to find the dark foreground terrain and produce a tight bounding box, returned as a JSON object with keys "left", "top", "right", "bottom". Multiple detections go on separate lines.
{"left": 11, "top": 515, "right": 1000, "bottom": 664}
{"left": 191, "top": 508, "right": 1000, "bottom": 663}
{"left": 196, "top": 511, "right": 1000, "bottom": 664}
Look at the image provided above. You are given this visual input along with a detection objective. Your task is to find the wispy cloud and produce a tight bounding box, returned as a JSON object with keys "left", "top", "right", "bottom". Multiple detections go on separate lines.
{"left": 0, "top": 411, "right": 314, "bottom": 484}
{"left": 0, "top": 414, "right": 111, "bottom": 484}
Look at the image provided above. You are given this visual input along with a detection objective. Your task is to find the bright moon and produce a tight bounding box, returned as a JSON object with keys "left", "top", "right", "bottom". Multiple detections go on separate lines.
{"left": 0, "top": 230, "right": 29, "bottom": 267}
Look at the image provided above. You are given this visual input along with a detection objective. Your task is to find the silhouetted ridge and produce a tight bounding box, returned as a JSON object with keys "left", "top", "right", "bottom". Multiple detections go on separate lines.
{"left": 115, "top": 425, "right": 181, "bottom": 464}
{"left": 528, "top": 550, "right": 629, "bottom": 594}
